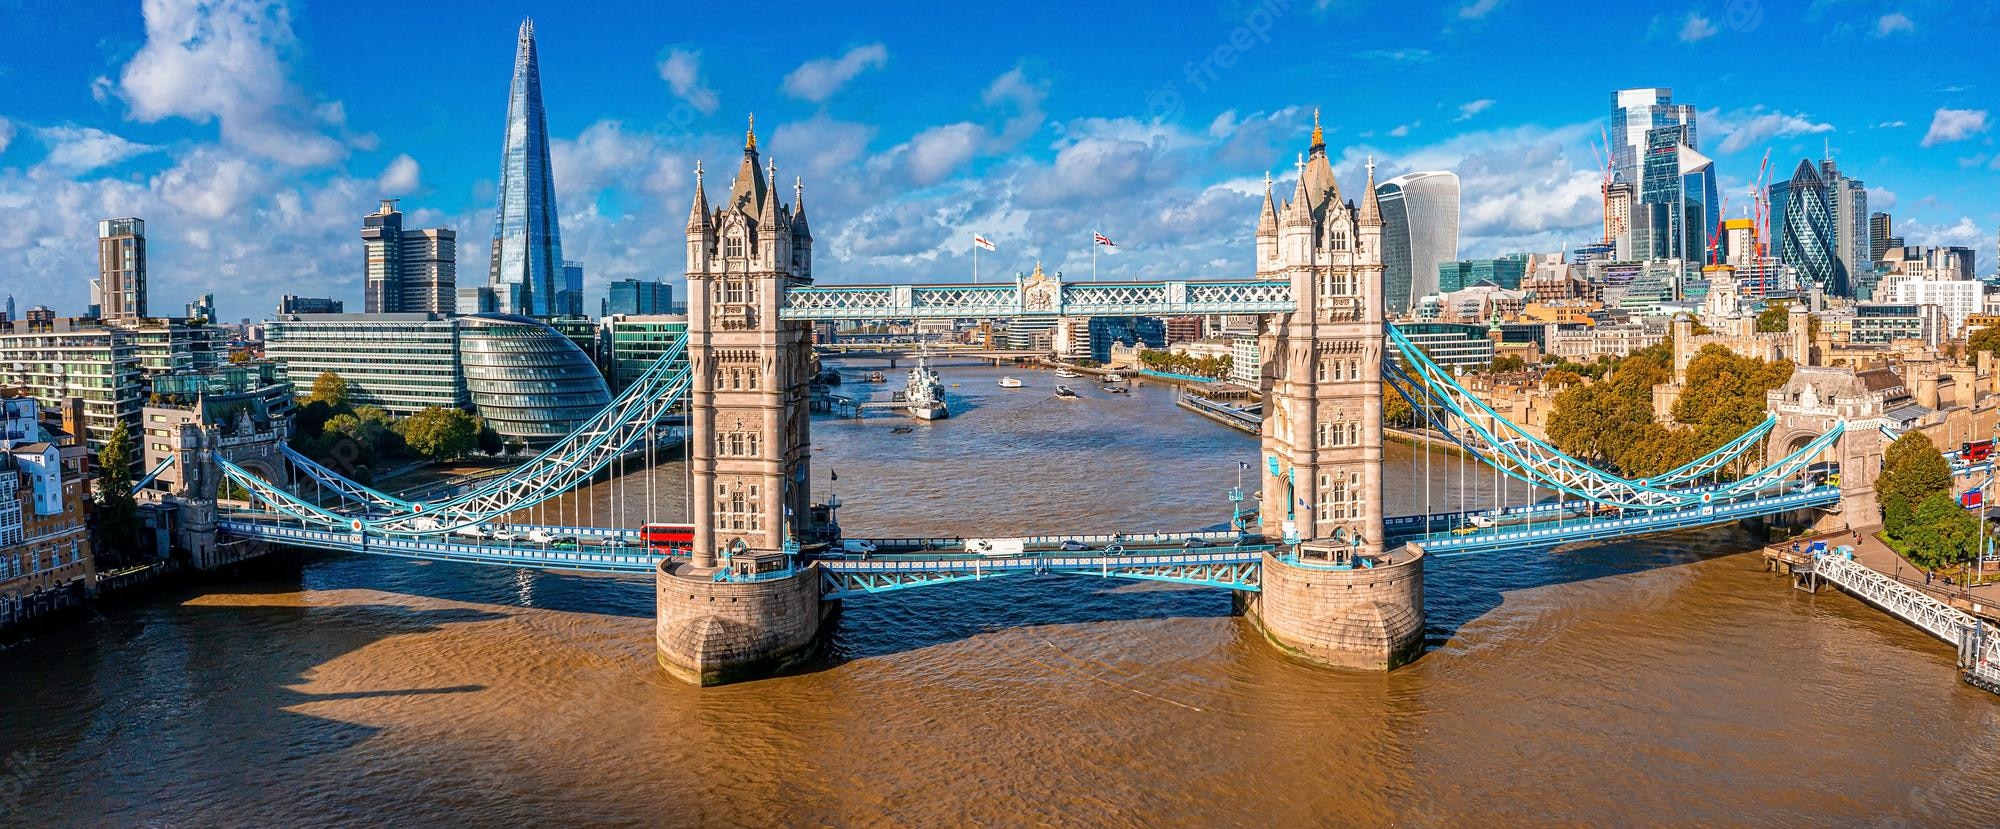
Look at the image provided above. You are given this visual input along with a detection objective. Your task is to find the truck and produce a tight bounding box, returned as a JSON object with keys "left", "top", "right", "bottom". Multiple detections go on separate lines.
{"left": 966, "top": 537, "right": 1027, "bottom": 557}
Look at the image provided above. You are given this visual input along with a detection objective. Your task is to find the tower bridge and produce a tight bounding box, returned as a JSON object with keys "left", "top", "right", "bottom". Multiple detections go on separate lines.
{"left": 176, "top": 116, "right": 1901, "bottom": 686}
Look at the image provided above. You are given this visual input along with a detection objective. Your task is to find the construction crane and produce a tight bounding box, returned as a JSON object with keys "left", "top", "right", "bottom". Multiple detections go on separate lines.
{"left": 1592, "top": 125, "right": 1617, "bottom": 245}
{"left": 1750, "top": 149, "right": 1771, "bottom": 259}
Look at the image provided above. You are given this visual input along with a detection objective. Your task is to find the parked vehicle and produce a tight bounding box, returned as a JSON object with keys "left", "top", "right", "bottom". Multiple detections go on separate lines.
{"left": 1182, "top": 537, "right": 1210, "bottom": 549}
{"left": 1060, "top": 539, "right": 1090, "bottom": 551}
{"left": 969, "top": 538, "right": 1028, "bottom": 557}
{"left": 840, "top": 538, "right": 878, "bottom": 558}
{"left": 1102, "top": 544, "right": 1126, "bottom": 556}
{"left": 452, "top": 524, "right": 490, "bottom": 541}
{"left": 490, "top": 528, "right": 519, "bottom": 543}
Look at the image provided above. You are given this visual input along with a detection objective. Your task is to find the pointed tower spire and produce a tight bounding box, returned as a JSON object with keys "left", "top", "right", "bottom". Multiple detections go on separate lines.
{"left": 1358, "top": 154, "right": 1382, "bottom": 226}
{"left": 1256, "top": 170, "right": 1278, "bottom": 236}
{"left": 1284, "top": 155, "right": 1313, "bottom": 224}
{"left": 728, "top": 113, "right": 767, "bottom": 215}
{"left": 758, "top": 157, "right": 782, "bottom": 228}
{"left": 792, "top": 176, "right": 809, "bottom": 226}
{"left": 746, "top": 113, "right": 757, "bottom": 152}
{"left": 1309, "top": 106, "right": 1326, "bottom": 157}
{"left": 687, "top": 161, "right": 710, "bottom": 231}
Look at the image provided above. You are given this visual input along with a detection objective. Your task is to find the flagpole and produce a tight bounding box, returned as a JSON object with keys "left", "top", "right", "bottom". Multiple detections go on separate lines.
{"left": 974, "top": 241, "right": 979, "bottom": 284}
{"left": 1092, "top": 232, "right": 1098, "bottom": 282}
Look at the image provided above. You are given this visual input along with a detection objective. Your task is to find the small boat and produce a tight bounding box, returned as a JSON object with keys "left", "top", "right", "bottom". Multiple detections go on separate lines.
{"left": 1054, "top": 385, "right": 1079, "bottom": 399}
{"left": 890, "top": 425, "right": 915, "bottom": 434}
{"left": 1053, "top": 368, "right": 1080, "bottom": 378}
{"left": 1101, "top": 372, "right": 1125, "bottom": 383}
{"left": 1106, "top": 385, "right": 1131, "bottom": 395}
{"left": 865, "top": 371, "right": 886, "bottom": 383}
{"left": 998, "top": 377, "right": 1024, "bottom": 388}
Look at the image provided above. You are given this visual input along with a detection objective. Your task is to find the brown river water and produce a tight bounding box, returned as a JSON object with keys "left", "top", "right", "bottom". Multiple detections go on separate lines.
{"left": 3, "top": 362, "right": 1997, "bottom": 827}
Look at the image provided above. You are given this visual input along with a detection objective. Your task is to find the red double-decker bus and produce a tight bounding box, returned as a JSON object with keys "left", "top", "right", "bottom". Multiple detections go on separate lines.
{"left": 640, "top": 522, "right": 695, "bottom": 554}
{"left": 1962, "top": 440, "right": 1994, "bottom": 463}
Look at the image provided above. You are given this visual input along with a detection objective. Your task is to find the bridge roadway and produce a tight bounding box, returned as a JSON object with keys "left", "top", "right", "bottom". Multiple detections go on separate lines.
{"left": 218, "top": 487, "right": 1838, "bottom": 590}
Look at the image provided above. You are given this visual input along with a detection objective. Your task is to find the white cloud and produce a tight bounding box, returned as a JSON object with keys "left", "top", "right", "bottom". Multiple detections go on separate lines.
{"left": 1455, "top": 99, "right": 1496, "bottom": 121}
{"left": 0, "top": 117, "right": 14, "bottom": 155}
{"left": 1388, "top": 123, "right": 1412, "bottom": 137}
{"left": 658, "top": 49, "right": 719, "bottom": 115}
{"left": 1703, "top": 106, "right": 1835, "bottom": 154}
{"left": 376, "top": 153, "right": 420, "bottom": 193}
{"left": 982, "top": 66, "right": 1050, "bottom": 146}
{"left": 1876, "top": 12, "right": 1914, "bottom": 36}
{"left": 1458, "top": 0, "right": 1503, "bottom": 20}
{"left": 1921, "top": 107, "right": 1989, "bottom": 147}
{"left": 879, "top": 123, "right": 986, "bottom": 186}
{"left": 33, "top": 126, "right": 158, "bottom": 174}
{"left": 1679, "top": 13, "right": 1719, "bottom": 42}
{"left": 782, "top": 43, "right": 889, "bottom": 103}
{"left": 1867, "top": 185, "right": 1897, "bottom": 211}
{"left": 114, "top": 0, "right": 345, "bottom": 166}
{"left": 1874, "top": 120, "right": 1907, "bottom": 128}
{"left": 1899, "top": 216, "right": 1984, "bottom": 247}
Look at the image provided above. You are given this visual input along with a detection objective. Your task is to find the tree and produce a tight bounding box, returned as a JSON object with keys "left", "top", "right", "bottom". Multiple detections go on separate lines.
{"left": 1543, "top": 369, "right": 1585, "bottom": 389}
{"left": 1756, "top": 302, "right": 1795, "bottom": 333}
{"left": 1969, "top": 326, "right": 2000, "bottom": 361}
{"left": 94, "top": 421, "right": 142, "bottom": 561}
{"left": 476, "top": 419, "right": 504, "bottom": 455}
{"left": 1381, "top": 383, "right": 1414, "bottom": 427}
{"left": 1487, "top": 354, "right": 1526, "bottom": 374}
{"left": 398, "top": 407, "right": 480, "bottom": 461}
{"left": 307, "top": 371, "right": 352, "bottom": 409}
{"left": 1900, "top": 491, "right": 1981, "bottom": 571}
{"left": 1879, "top": 431, "right": 1953, "bottom": 513}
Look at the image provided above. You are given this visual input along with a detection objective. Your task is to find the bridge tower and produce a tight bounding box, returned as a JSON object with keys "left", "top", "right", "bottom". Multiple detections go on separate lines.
{"left": 657, "top": 118, "right": 829, "bottom": 685}
{"left": 1241, "top": 114, "right": 1424, "bottom": 670}
{"left": 1767, "top": 366, "right": 1887, "bottom": 533}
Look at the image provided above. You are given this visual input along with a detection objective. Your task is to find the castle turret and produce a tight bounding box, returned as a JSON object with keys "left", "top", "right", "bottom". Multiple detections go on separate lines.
{"left": 686, "top": 162, "right": 713, "bottom": 275}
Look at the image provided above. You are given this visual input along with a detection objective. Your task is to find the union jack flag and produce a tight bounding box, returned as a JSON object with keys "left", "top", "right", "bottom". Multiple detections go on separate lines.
{"left": 1092, "top": 232, "right": 1117, "bottom": 248}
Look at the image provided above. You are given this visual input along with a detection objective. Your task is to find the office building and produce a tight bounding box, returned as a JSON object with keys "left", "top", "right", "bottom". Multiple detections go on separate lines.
{"left": 1086, "top": 317, "right": 1165, "bottom": 363}
{"left": 266, "top": 313, "right": 467, "bottom": 415}
{"left": 603, "top": 279, "right": 674, "bottom": 317}
{"left": 361, "top": 199, "right": 457, "bottom": 314}
{"left": 1821, "top": 158, "right": 1869, "bottom": 298}
{"left": 486, "top": 19, "right": 566, "bottom": 318}
{"left": 277, "top": 295, "right": 344, "bottom": 315}
{"left": 1869, "top": 212, "right": 1893, "bottom": 264}
{"left": 265, "top": 312, "right": 610, "bottom": 446}
{"left": 1162, "top": 315, "right": 1203, "bottom": 344}
{"left": 1603, "top": 181, "right": 1635, "bottom": 259}
{"left": 1438, "top": 256, "right": 1527, "bottom": 293}
{"left": 558, "top": 261, "right": 586, "bottom": 318}
{"left": 456, "top": 285, "right": 499, "bottom": 315}
{"left": 96, "top": 218, "right": 147, "bottom": 322}
{"left": 1639, "top": 125, "right": 1717, "bottom": 263}
{"left": 0, "top": 319, "right": 140, "bottom": 453}
{"left": 602, "top": 315, "right": 690, "bottom": 393}
{"left": 185, "top": 293, "right": 216, "bottom": 323}
{"left": 1230, "top": 334, "right": 1260, "bottom": 384}
{"left": 1880, "top": 275, "right": 1981, "bottom": 338}
{"left": 1769, "top": 159, "right": 1838, "bottom": 296}
{"left": 1849, "top": 302, "right": 1938, "bottom": 346}
{"left": 1609, "top": 88, "right": 1697, "bottom": 187}
{"left": 457, "top": 314, "right": 610, "bottom": 445}
{"left": 1376, "top": 171, "right": 1460, "bottom": 314}
{"left": 1388, "top": 322, "right": 1495, "bottom": 369}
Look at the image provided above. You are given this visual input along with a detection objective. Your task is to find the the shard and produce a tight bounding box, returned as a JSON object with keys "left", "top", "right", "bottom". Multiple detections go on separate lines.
{"left": 487, "top": 17, "right": 564, "bottom": 318}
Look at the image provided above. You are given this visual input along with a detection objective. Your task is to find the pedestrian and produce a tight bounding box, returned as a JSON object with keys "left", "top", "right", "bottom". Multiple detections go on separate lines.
{"left": 1927, "top": 570, "right": 1935, "bottom": 585}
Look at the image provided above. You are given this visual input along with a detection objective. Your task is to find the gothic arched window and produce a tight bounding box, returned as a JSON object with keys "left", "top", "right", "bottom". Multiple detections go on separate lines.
{"left": 724, "top": 232, "right": 745, "bottom": 259}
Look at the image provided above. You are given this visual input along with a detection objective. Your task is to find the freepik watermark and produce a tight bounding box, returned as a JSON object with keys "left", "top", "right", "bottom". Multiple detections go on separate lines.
{"left": 1147, "top": 0, "right": 1297, "bottom": 121}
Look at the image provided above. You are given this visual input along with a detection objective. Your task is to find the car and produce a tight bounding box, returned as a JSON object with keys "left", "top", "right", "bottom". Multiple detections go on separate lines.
{"left": 602, "top": 535, "right": 637, "bottom": 548}
{"left": 452, "top": 524, "right": 490, "bottom": 541}
{"left": 1059, "top": 539, "right": 1090, "bottom": 551}
{"left": 839, "top": 539, "right": 878, "bottom": 556}
{"left": 489, "top": 528, "right": 519, "bottom": 543}
{"left": 1102, "top": 544, "right": 1126, "bottom": 556}
{"left": 1451, "top": 525, "right": 1480, "bottom": 536}
{"left": 1182, "top": 537, "right": 1210, "bottom": 549}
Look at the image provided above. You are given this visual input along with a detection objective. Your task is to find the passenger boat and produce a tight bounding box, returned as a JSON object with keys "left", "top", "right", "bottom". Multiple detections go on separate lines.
{"left": 1101, "top": 372, "right": 1125, "bottom": 383}
{"left": 1053, "top": 368, "right": 1080, "bottom": 378}
{"left": 998, "top": 376, "right": 1024, "bottom": 388}
{"left": 1106, "top": 385, "right": 1131, "bottom": 395}
{"left": 1053, "top": 385, "right": 1080, "bottom": 400}
{"left": 865, "top": 371, "right": 886, "bottom": 383}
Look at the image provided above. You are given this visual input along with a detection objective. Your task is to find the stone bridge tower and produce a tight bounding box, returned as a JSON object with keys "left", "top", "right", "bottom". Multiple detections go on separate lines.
{"left": 1241, "top": 113, "right": 1423, "bottom": 671}
{"left": 1767, "top": 366, "right": 1887, "bottom": 532}
{"left": 659, "top": 118, "right": 828, "bottom": 686}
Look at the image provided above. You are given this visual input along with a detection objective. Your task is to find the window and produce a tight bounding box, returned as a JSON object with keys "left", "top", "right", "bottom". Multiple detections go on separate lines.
{"left": 1316, "top": 470, "right": 1361, "bottom": 522}
{"left": 1317, "top": 420, "right": 1361, "bottom": 448}
{"left": 724, "top": 233, "right": 745, "bottom": 259}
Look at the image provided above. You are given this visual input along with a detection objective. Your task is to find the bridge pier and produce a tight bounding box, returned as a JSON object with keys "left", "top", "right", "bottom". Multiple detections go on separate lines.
{"left": 655, "top": 562, "right": 832, "bottom": 686}
{"left": 1240, "top": 546, "right": 1425, "bottom": 670}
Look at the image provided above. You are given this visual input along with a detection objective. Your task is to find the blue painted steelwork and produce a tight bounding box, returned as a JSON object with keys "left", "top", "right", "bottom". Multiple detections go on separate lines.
{"left": 219, "top": 520, "right": 664, "bottom": 574}
{"left": 1409, "top": 488, "right": 1839, "bottom": 556}
{"left": 817, "top": 547, "right": 1271, "bottom": 598}
{"left": 133, "top": 455, "right": 176, "bottom": 491}
{"left": 778, "top": 279, "right": 1296, "bottom": 320}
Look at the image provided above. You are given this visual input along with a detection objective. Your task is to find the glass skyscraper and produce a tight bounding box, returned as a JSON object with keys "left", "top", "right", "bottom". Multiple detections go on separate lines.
{"left": 1609, "top": 88, "right": 1696, "bottom": 187}
{"left": 487, "top": 18, "right": 564, "bottom": 319}
{"left": 1375, "top": 171, "right": 1460, "bottom": 315}
{"left": 1769, "top": 159, "right": 1838, "bottom": 296}
{"left": 1638, "top": 125, "right": 1716, "bottom": 263}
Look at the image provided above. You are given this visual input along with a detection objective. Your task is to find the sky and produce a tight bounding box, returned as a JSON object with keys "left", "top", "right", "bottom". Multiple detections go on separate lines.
{"left": 0, "top": 0, "right": 1995, "bottom": 322}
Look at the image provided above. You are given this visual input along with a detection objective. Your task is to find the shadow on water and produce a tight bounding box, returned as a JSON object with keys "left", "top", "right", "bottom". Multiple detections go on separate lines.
{"left": 0, "top": 588, "right": 501, "bottom": 825}
{"left": 1415, "top": 522, "right": 1767, "bottom": 649}
{"left": 296, "top": 549, "right": 659, "bottom": 619}
{"left": 813, "top": 573, "right": 1238, "bottom": 666}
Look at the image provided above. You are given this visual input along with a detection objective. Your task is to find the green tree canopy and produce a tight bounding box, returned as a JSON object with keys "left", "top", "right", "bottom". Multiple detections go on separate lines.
{"left": 1879, "top": 431, "right": 1954, "bottom": 513}
{"left": 95, "top": 421, "right": 141, "bottom": 561}
{"left": 307, "top": 371, "right": 352, "bottom": 409}
{"left": 1968, "top": 326, "right": 2000, "bottom": 360}
{"left": 397, "top": 407, "right": 481, "bottom": 461}
{"left": 1899, "top": 491, "right": 1981, "bottom": 570}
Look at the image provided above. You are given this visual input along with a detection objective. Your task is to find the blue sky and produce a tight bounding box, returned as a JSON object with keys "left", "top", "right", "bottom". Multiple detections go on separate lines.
{"left": 0, "top": 0, "right": 1995, "bottom": 320}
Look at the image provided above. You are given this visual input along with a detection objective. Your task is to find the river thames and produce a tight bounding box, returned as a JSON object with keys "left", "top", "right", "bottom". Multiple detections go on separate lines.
{"left": 3, "top": 362, "right": 1997, "bottom": 827}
